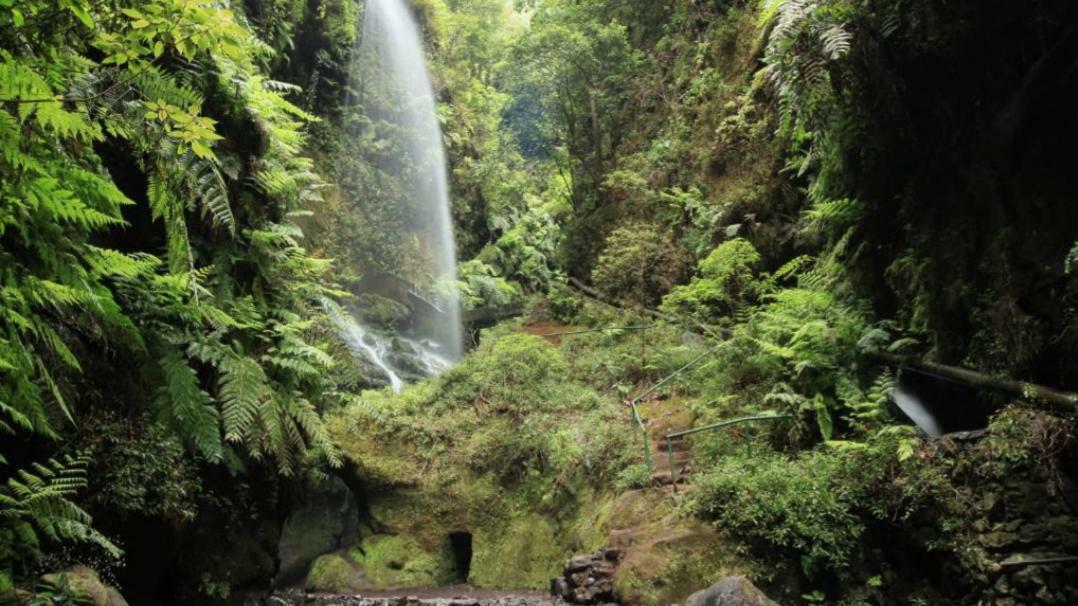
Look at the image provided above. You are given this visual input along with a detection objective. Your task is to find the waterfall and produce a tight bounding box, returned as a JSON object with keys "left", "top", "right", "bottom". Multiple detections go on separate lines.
{"left": 891, "top": 385, "right": 943, "bottom": 438}
{"left": 325, "top": 301, "right": 451, "bottom": 394}
{"left": 331, "top": 0, "right": 463, "bottom": 388}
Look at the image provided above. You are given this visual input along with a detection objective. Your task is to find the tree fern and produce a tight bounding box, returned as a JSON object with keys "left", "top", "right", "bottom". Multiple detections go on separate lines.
{"left": 0, "top": 454, "right": 121, "bottom": 570}
{"left": 157, "top": 349, "right": 223, "bottom": 461}
{"left": 1, "top": 0, "right": 346, "bottom": 563}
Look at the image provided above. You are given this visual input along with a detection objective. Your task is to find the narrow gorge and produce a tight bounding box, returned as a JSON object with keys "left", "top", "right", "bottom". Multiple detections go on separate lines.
{"left": 2, "top": 1, "right": 1078, "bottom": 605}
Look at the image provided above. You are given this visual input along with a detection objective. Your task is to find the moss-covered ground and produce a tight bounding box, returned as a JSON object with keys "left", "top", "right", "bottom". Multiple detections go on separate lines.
{"left": 325, "top": 298, "right": 765, "bottom": 598}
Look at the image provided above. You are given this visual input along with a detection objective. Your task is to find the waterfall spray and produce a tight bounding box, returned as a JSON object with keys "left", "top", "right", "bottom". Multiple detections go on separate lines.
{"left": 330, "top": 0, "right": 463, "bottom": 386}
{"left": 891, "top": 385, "right": 943, "bottom": 438}
{"left": 353, "top": 0, "right": 462, "bottom": 360}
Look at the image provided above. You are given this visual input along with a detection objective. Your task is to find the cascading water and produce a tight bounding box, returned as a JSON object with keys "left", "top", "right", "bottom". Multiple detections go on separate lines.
{"left": 330, "top": 0, "right": 463, "bottom": 387}
{"left": 326, "top": 302, "right": 451, "bottom": 393}
{"left": 890, "top": 385, "right": 943, "bottom": 438}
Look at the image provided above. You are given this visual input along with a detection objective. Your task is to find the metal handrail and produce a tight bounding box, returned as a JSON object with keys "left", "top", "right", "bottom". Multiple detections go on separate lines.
{"left": 628, "top": 350, "right": 715, "bottom": 468}
{"left": 540, "top": 324, "right": 657, "bottom": 337}
{"left": 662, "top": 413, "right": 791, "bottom": 488}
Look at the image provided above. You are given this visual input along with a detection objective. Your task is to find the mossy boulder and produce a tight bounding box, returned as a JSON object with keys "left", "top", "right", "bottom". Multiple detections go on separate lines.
{"left": 305, "top": 553, "right": 367, "bottom": 593}
{"left": 0, "top": 572, "right": 14, "bottom": 602}
{"left": 277, "top": 476, "right": 358, "bottom": 586}
{"left": 41, "top": 566, "right": 129, "bottom": 606}
{"left": 354, "top": 294, "right": 410, "bottom": 330}
{"left": 685, "top": 577, "right": 779, "bottom": 606}
{"left": 604, "top": 490, "right": 760, "bottom": 606}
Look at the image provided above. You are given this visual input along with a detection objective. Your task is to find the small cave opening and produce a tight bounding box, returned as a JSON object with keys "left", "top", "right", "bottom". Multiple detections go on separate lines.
{"left": 448, "top": 531, "right": 473, "bottom": 583}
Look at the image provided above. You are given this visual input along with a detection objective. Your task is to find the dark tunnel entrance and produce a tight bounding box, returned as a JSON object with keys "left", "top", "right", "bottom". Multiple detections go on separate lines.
{"left": 448, "top": 531, "right": 472, "bottom": 582}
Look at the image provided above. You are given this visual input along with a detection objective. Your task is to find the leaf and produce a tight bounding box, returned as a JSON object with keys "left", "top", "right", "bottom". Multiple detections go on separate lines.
{"left": 814, "top": 396, "right": 833, "bottom": 440}
{"left": 191, "top": 140, "right": 213, "bottom": 159}
{"left": 66, "top": 3, "right": 94, "bottom": 28}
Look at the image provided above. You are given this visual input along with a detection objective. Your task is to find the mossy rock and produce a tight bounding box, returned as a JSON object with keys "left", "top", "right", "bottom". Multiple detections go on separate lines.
{"left": 354, "top": 294, "right": 410, "bottom": 329}
{"left": 471, "top": 514, "right": 566, "bottom": 589}
{"left": 351, "top": 534, "right": 457, "bottom": 589}
{"left": 305, "top": 553, "right": 368, "bottom": 593}
{"left": 41, "top": 566, "right": 128, "bottom": 606}
{"left": 277, "top": 476, "right": 358, "bottom": 586}
{"left": 614, "top": 526, "right": 755, "bottom": 606}
{"left": 0, "top": 571, "right": 13, "bottom": 601}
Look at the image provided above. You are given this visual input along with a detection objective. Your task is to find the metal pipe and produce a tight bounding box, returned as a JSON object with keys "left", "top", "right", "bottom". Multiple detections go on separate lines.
{"left": 996, "top": 555, "right": 1078, "bottom": 570}
{"left": 631, "top": 350, "right": 714, "bottom": 406}
{"left": 628, "top": 349, "right": 714, "bottom": 469}
{"left": 663, "top": 413, "right": 792, "bottom": 440}
{"left": 666, "top": 437, "right": 676, "bottom": 493}
{"left": 540, "top": 324, "right": 657, "bottom": 337}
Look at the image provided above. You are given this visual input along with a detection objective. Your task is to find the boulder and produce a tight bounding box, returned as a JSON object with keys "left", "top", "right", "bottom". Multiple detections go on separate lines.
{"left": 306, "top": 553, "right": 368, "bottom": 593}
{"left": 686, "top": 577, "right": 779, "bottom": 606}
{"left": 277, "top": 475, "right": 359, "bottom": 585}
{"left": 41, "top": 566, "right": 129, "bottom": 606}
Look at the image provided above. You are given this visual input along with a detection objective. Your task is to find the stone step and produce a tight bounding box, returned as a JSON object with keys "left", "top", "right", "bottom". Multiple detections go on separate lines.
{"left": 649, "top": 469, "right": 691, "bottom": 485}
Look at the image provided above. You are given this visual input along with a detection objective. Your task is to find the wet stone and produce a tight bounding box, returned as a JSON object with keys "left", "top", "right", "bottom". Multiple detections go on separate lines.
{"left": 550, "top": 549, "right": 620, "bottom": 604}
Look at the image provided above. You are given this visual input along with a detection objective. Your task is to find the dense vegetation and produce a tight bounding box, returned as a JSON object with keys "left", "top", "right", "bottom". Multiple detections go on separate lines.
{"left": 3, "top": 0, "right": 1078, "bottom": 605}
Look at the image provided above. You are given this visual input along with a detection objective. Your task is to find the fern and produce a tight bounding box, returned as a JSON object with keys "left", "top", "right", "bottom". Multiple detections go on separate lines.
{"left": 182, "top": 153, "right": 236, "bottom": 236}
{"left": 0, "top": 454, "right": 121, "bottom": 569}
{"left": 157, "top": 348, "right": 223, "bottom": 461}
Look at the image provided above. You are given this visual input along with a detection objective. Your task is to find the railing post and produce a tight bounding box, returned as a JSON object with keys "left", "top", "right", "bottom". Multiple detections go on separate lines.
{"left": 666, "top": 437, "right": 676, "bottom": 492}
{"left": 658, "top": 414, "right": 793, "bottom": 489}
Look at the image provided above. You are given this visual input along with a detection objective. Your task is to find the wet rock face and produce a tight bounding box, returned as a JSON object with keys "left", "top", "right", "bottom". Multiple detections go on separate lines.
{"left": 277, "top": 476, "right": 359, "bottom": 586}
{"left": 684, "top": 577, "right": 779, "bottom": 606}
{"left": 549, "top": 549, "right": 621, "bottom": 604}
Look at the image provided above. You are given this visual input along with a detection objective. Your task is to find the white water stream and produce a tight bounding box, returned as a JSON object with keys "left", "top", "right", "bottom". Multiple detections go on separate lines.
{"left": 345, "top": 0, "right": 463, "bottom": 361}
{"left": 891, "top": 384, "right": 943, "bottom": 438}
{"left": 327, "top": 0, "right": 464, "bottom": 390}
{"left": 326, "top": 302, "right": 450, "bottom": 393}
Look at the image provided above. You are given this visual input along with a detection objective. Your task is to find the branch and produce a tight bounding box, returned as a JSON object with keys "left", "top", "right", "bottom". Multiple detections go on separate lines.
{"left": 565, "top": 277, "right": 729, "bottom": 339}
{"left": 870, "top": 351, "right": 1078, "bottom": 410}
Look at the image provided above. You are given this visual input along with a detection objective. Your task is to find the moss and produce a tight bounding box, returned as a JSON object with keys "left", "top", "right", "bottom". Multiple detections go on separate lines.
{"left": 351, "top": 534, "right": 456, "bottom": 589}
{"left": 470, "top": 514, "right": 566, "bottom": 589}
{"left": 0, "top": 571, "right": 13, "bottom": 599}
{"left": 328, "top": 326, "right": 757, "bottom": 598}
{"left": 614, "top": 527, "right": 755, "bottom": 606}
{"left": 305, "top": 553, "right": 366, "bottom": 593}
{"left": 353, "top": 294, "right": 410, "bottom": 329}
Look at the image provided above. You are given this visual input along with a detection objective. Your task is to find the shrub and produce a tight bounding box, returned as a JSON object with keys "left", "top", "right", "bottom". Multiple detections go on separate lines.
{"left": 660, "top": 238, "right": 763, "bottom": 323}
{"left": 687, "top": 449, "right": 863, "bottom": 574}
{"left": 591, "top": 222, "right": 690, "bottom": 307}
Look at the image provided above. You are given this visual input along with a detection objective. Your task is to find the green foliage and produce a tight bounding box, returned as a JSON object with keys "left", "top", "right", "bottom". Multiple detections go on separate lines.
{"left": 689, "top": 449, "right": 862, "bottom": 574}
{"left": 0, "top": 455, "right": 120, "bottom": 574}
{"left": 83, "top": 414, "right": 201, "bottom": 521}
{"left": 661, "top": 238, "right": 762, "bottom": 324}
{"left": 27, "top": 575, "right": 92, "bottom": 606}
{"left": 0, "top": 0, "right": 349, "bottom": 575}
{"left": 613, "top": 462, "right": 653, "bottom": 491}
{"left": 454, "top": 259, "right": 523, "bottom": 311}
{"left": 332, "top": 329, "right": 634, "bottom": 493}
{"left": 591, "top": 222, "right": 690, "bottom": 307}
